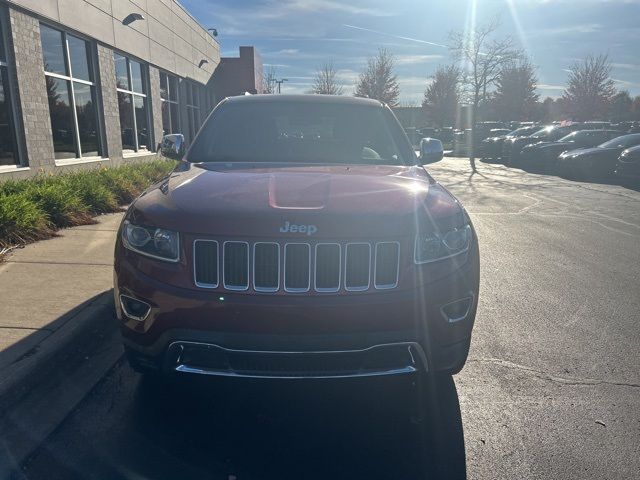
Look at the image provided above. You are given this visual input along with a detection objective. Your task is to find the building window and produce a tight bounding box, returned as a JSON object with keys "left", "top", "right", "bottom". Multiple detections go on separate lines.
{"left": 160, "top": 72, "right": 180, "bottom": 136}
{"left": 40, "top": 24, "right": 102, "bottom": 160}
{"left": 0, "top": 15, "right": 18, "bottom": 166}
{"left": 185, "top": 82, "right": 201, "bottom": 140}
{"left": 115, "top": 53, "right": 150, "bottom": 152}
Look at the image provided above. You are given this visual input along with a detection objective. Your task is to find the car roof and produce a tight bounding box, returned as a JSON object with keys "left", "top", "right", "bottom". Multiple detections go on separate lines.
{"left": 569, "top": 129, "right": 620, "bottom": 134}
{"left": 223, "top": 94, "right": 385, "bottom": 108}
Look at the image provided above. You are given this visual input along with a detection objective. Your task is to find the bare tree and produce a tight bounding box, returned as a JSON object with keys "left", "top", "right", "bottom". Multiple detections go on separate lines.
{"left": 262, "top": 67, "right": 277, "bottom": 94}
{"left": 354, "top": 48, "right": 400, "bottom": 107}
{"left": 449, "top": 18, "right": 521, "bottom": 171}
{"left": 492, "top": 58, "right": 539, "bottom": 122}
{"left": 311, "top": 62, "right": 343, "bottom": 95}
{"left": 422, "top": 64, "right": 460, "bottom": 128}
{"left": 561, "top": 54, "right": 616, "bottom": 121}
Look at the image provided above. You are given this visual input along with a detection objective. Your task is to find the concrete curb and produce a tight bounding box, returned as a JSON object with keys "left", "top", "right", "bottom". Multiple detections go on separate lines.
{"left": 0, "top": 291, "right": 123, "bottom": 473}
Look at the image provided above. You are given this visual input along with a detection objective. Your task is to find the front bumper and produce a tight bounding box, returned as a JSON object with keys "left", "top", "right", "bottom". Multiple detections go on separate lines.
{"left": 115, "top": 241, "right": 479, "bottom": 377}
{"left": 615, "top": 161, "right": 640, "bottom": 180}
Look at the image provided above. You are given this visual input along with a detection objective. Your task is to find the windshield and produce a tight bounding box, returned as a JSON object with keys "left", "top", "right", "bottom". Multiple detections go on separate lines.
{"left": 530, "top": 126, "right": 555, "bottom": 138}
{"left": 599, "top": 134, "right": 640, "bottom": 149}
{"left": 558, "top": 132, "right": 579, "bottom": 142}
{"left": 187, "top": 101, "right": 414, "bottom": 165}
{"left": 510, "top": 126, "right": 538, "bottom": 137}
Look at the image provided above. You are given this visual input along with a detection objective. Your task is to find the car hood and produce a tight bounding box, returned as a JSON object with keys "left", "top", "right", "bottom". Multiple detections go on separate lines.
{"left": 512, "top": 136, "right": 541, "bottom": 145}
{"left": 560, "top": 146, "right": 621, "bottom": 159}
{"left": 538, "top": 141, "right": 573, "bottom": 149}
{"left": 128, "top": 163, "right": 465, "bottom": 238}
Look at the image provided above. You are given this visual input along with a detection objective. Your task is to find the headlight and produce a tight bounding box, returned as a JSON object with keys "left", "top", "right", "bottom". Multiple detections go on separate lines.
{"left": 414, "top": 224, "right": 471, "bottom": 264}
{"left": 122, "top": 220, "right": 180, "bottom": 262}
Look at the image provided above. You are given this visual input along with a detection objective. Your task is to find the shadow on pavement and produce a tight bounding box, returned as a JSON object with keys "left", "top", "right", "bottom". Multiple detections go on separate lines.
{"left": 23, "top": 367, "right": 466, "bottom": 480}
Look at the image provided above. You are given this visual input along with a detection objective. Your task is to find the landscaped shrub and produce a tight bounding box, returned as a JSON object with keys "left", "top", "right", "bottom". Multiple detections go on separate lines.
{"left": 23, "top": 181, "right": 93, "bottom": 228}
{"left": 0, "top": 193, "right": 51, "bottom": 248}
{"left": 0, "top": 159, "right": 175, "bottom": 253}
{"left": 98, "top": 167, "right": 141, "bottom": 204}
{"left": 63, "top": 171, "right": 119, "bottom": 214}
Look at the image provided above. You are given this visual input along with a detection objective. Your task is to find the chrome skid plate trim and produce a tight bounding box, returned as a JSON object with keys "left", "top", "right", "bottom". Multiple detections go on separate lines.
{"left": 167, "top": 341, "right": 426, "bottom": 379}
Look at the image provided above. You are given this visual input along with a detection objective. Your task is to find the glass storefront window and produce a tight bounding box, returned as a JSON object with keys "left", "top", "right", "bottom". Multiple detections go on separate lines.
{"left": 114, "top": 53, "right": 129, "bottom": 90}
{"left": 40, "top": 25, "right": 66, "bottom": 76}
{"left": 46, "top": 77, "right": 75, "bottom": 159}
{"left": 115, "top": 53, "right": 150, "bottom": 152}
{"left": 67, "top": 34, "right": 91, "bottom": 82}
{"left": 40, "top": 24, "right": 102, "bottom": 160}
{"left": 0, "top": 69, "right": 18, "bottom": 166}
{"left": 160, "top": 71, "right": 179, "bottom": 135}
{"left": 73, "top": 82, "right": 99, "bottom": 156}
{"left": 1, "top": 15, "right": 18, "bottom": 166}
{"left": 185, "top": 82, "right": 201, "bottom": 141}
{"left": 117, "top": 91, "right": 135, "bottom": 151}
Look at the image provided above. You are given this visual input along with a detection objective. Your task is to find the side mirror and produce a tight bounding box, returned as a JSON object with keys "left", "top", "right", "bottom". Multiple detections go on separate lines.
{"left": 419, "top": 137, "right": 444, "bottom": 164}
{"left": 160, "top": 134, "right": 186, "bottom": 160}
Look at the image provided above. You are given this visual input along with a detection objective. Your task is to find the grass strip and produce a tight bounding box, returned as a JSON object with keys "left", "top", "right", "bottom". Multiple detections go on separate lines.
{"left": 0, "top": 159, "right": 175, "bottom": 251}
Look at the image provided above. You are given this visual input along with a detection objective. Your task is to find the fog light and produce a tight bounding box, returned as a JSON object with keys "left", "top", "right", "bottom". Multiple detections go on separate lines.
{"left": 441, "top": 296, "right": 473, "bottom": 323}
{"left": 120, "top": 295, "right": 151, "bottom": 322}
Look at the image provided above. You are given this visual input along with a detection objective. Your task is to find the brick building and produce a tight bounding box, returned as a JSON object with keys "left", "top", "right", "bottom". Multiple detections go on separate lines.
{"left": 0, "top": 0, "right": 261, "bottom": 180}
{"left": 212, "top": 46, "right": 263, "bottom": 98}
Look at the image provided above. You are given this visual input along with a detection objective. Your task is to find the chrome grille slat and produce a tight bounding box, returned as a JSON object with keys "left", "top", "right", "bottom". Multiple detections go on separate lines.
{"left": 374, "top": 242, "right": 400, "bottom": 289}
{"left": 345, "top": 243, "right": 371, "bottom": 291}
{"left": 314, "top": 243, "right": 341, "bottom": 292}
{"left": 193, "top": 240, "right": 219, "bottom": 288}
{"left": 284, "top": 243, "right": 311, "bottom": 292}
{"left": 253, "top": 242, "right": 280, "bottom": 292}
{"left": 223, "top": 241, "right": 249, "bottom": 290}
{"left": 195, "top": 240, "right": 399, "bottom": 293}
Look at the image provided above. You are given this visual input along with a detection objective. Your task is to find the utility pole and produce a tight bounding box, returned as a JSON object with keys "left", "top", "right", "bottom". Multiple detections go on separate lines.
{"left": 275, "top": 78, "right": 288, "bottom": 94}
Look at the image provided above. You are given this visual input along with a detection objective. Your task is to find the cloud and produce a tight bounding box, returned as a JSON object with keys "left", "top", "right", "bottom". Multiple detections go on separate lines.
{"left": 536, "top": 83, "right": 565, "bottom": 91}
{"left": 276, "top": 49, "right": 300, "bottom": 55}
{"left": 533, "top": 23, "right": 603, "bottom": 36}
{"left": 335, "top": 69, "right": 360, "bottom": 83}
{"left": 612, "top": 63, "right": 640, "bottom": 70}
{"left": 275, "top": 0, "right": 393, "bottom": 17}
{"left": 342, "top": 24, "right": 448, "bottom": 48}
{"left": 612, "top": 78, "right": 640, "bottom": 88}
{"left": 395, "top": 54, "right": 445, "bottom": 65}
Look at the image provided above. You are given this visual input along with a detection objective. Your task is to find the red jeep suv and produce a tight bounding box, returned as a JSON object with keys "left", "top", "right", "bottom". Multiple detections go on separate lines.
{"left": 114, "top": 95, "right": 479, "bottom": 379}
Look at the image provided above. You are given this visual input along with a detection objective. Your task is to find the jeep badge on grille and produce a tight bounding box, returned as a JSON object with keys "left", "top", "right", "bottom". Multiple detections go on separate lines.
{"left": 279, "top": 221, "right": 318, "bottom": 236}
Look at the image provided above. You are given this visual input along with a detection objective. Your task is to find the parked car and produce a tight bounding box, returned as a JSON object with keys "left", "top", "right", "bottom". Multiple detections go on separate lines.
{"left": 479, "top": 125, "right": 540, "bottom": 161}
{"left": 582, "top": 121, "right": 611, "bottom": 129}
{"left": 614, "top": 145, "right": 640, "bottom": 185}
{"left": 517, "top": 129, "right": 622, "bottom": 171}
{"left": 556, "top": 133, "right": 640, "bottom": 179}
{"left": 452, "top": 122, "right": 508, "bottom": 156}
{"left": 404, "top": 127, "right": 421, "bottom": 148}
{"left": 503, "top": 124, "right": 583, "bottom": 166}
{"left": 114, "top": 95, "right": 480, "bottom": 381}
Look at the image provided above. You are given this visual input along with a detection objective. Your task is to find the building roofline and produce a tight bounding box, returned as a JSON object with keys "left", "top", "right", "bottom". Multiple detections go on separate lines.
{"left": 173, "top": 0, "right": 219, "bottom": 45}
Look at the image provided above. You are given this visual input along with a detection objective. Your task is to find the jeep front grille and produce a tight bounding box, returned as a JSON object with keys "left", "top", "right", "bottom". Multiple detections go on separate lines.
{"left": 193, "top": 240, "right": 400, "bottom": 294}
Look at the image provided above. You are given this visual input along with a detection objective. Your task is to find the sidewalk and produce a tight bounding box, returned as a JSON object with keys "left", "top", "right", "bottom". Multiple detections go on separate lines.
{"left": 0, "top": 212, "right": 125, "bottom": 466}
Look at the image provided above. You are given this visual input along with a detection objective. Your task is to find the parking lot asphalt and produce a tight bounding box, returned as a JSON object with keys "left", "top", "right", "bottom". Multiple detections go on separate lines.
{"left": 19, "top": 159, "right": 640, "bottom": 480}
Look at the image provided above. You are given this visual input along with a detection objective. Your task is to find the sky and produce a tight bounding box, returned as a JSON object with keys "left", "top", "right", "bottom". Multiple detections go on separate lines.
{"left": 180, "top": 0, "right": 640, "bottom": 104}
